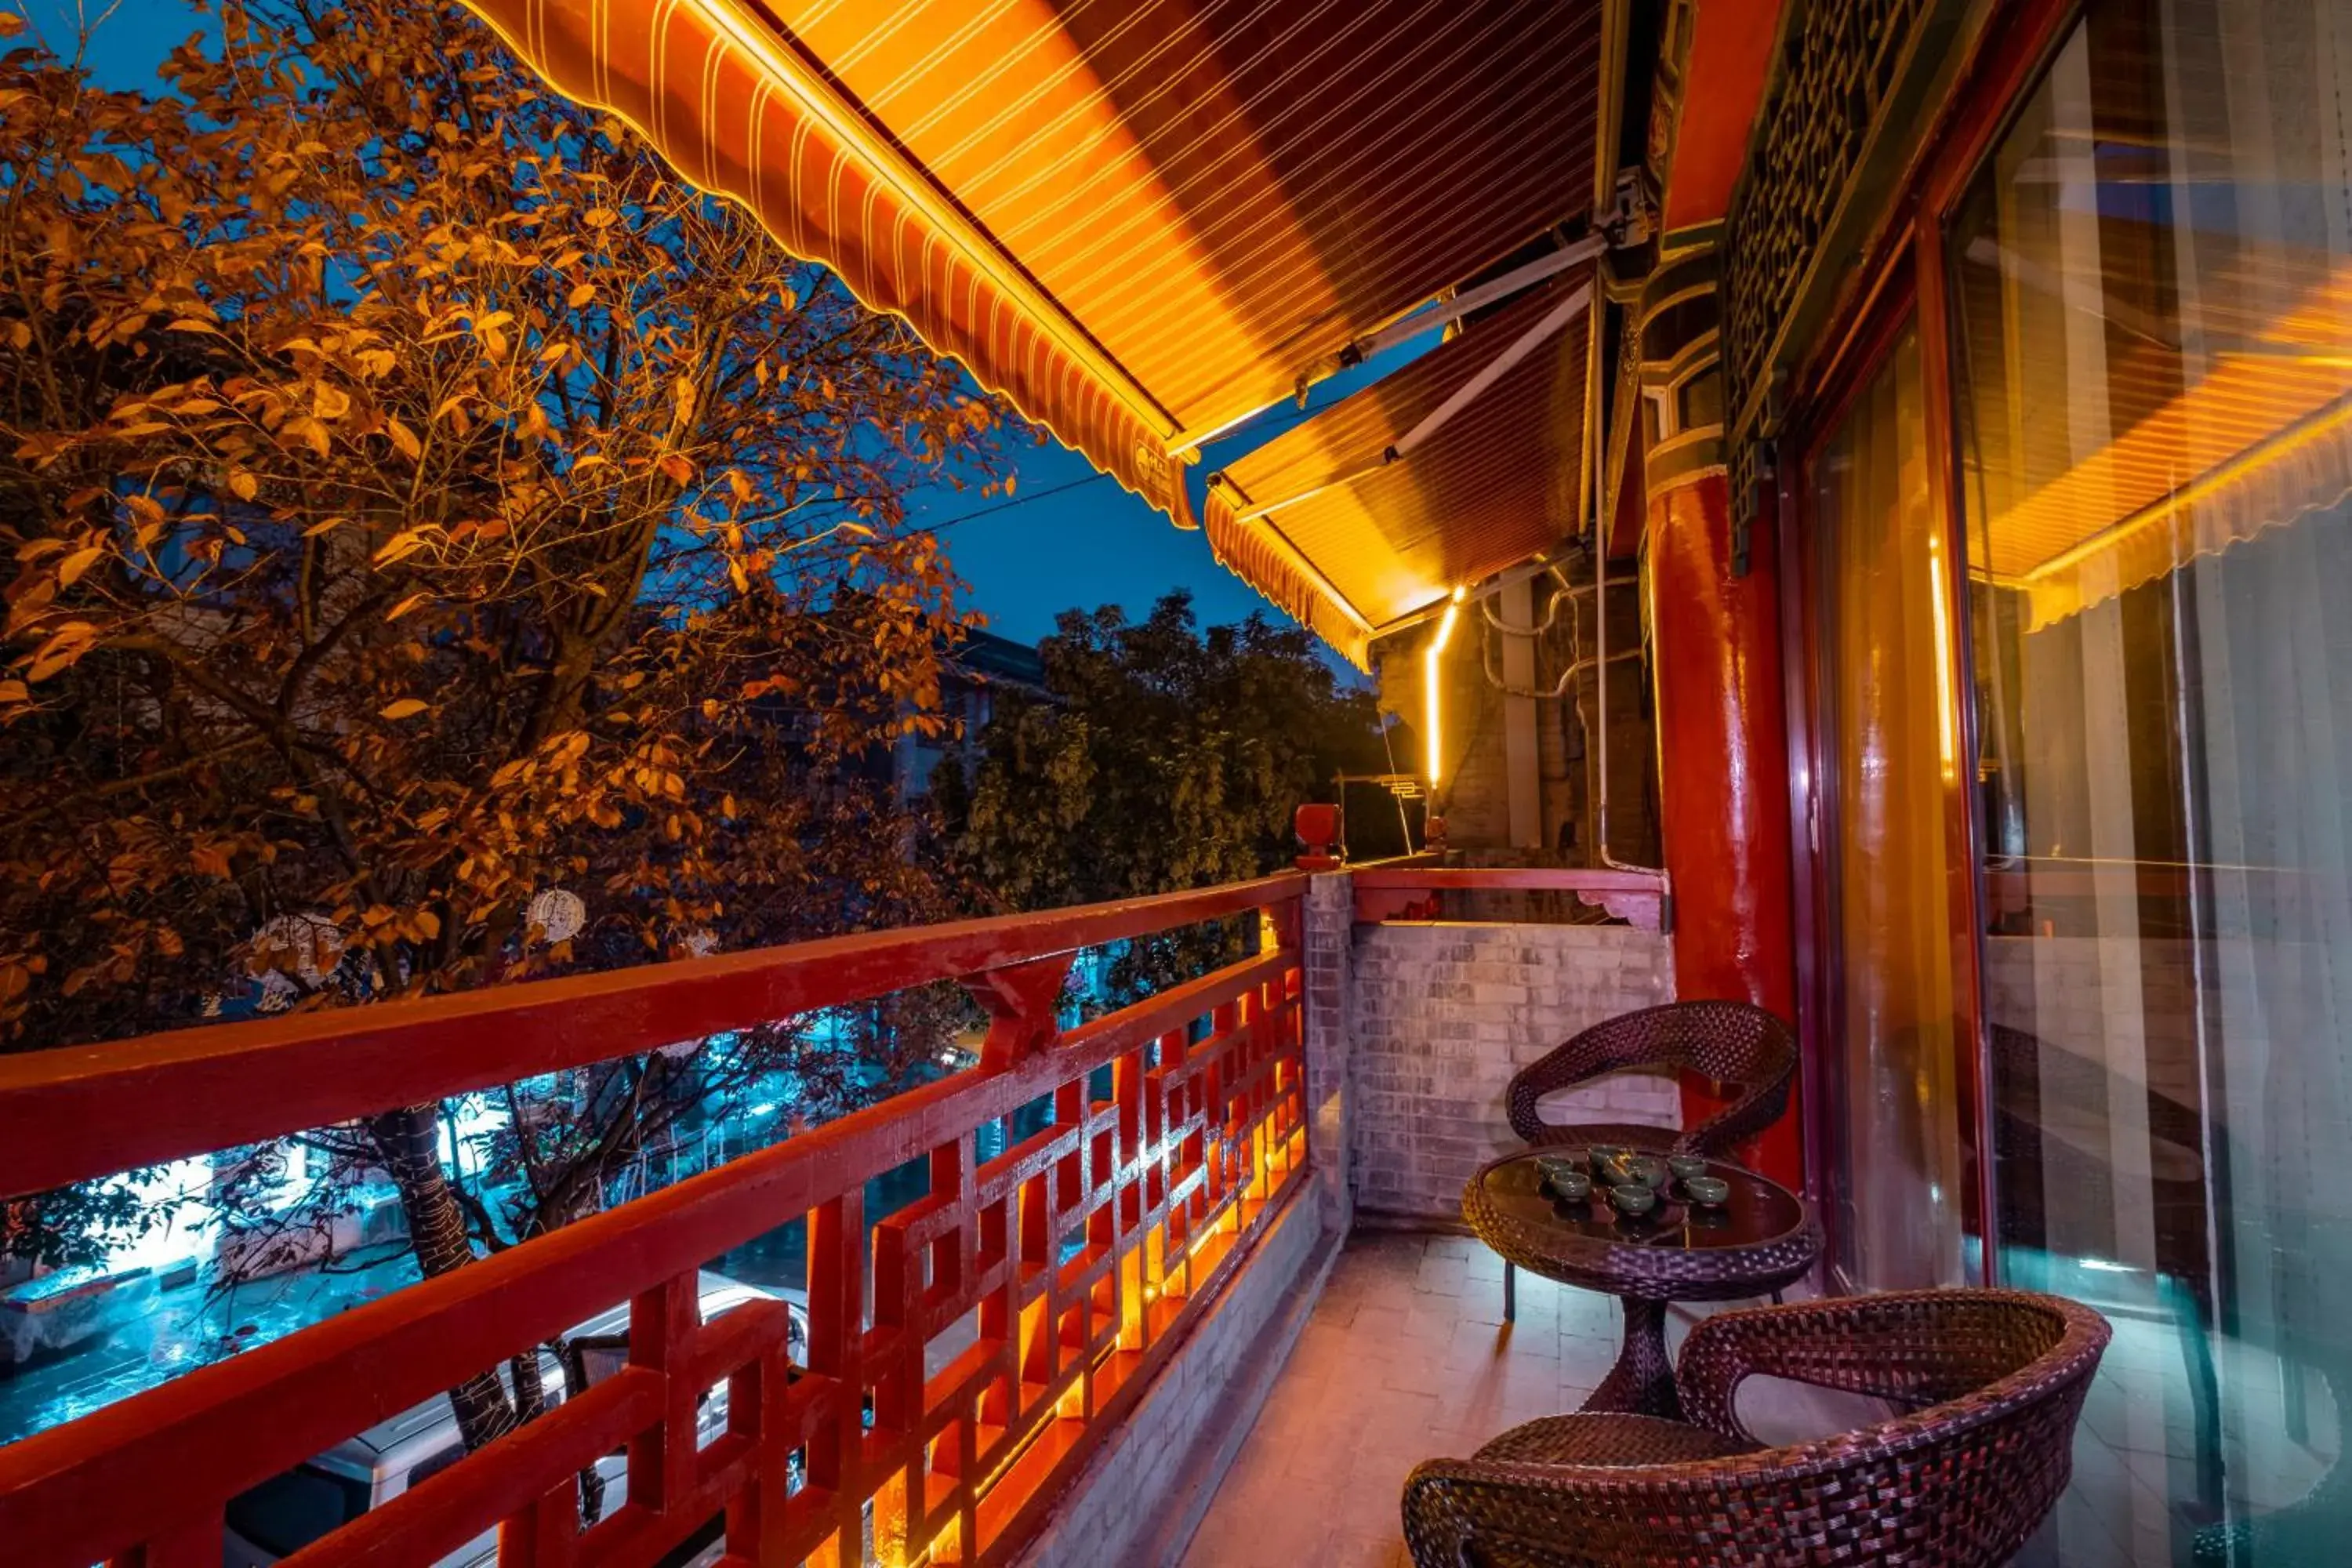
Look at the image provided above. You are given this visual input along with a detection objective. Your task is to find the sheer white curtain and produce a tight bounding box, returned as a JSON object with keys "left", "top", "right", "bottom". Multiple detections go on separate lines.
{"left": 1813, "top": 325, "right": 1970, "bottom": 1292}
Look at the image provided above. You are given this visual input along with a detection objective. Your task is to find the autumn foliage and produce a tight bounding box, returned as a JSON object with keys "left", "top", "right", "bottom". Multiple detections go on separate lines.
{"left": 0, "top": 0, "right": 1016, "bottom": 1446}
{"left": 0, "top": 0, "right": 1006, "bottom": 1042}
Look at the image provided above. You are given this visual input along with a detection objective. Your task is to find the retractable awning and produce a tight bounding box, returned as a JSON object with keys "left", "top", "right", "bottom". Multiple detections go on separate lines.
{"left": 464, "top": 0, "right": 1605, "bottom": 622}
{"left": 1202, "top": 275, "right": 1593, "bottom": 666}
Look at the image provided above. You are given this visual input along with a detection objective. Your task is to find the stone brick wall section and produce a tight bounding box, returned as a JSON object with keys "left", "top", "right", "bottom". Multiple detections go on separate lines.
{"left": 1301, "top": 871, "right": 1355, "bottom": 1234}
{"left": 1350, "top": 921, "right": 1679, "bottom": 1222}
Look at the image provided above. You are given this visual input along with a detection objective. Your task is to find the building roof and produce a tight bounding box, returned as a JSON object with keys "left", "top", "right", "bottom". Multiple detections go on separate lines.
{"left": 947, "top": 626, "right": 1049, "bottom": 695}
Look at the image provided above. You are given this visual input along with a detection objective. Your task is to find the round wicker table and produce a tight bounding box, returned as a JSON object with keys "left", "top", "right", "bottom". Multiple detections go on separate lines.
{"left": 1463, "top": 1150, "right": 1822, "bottom": 1418}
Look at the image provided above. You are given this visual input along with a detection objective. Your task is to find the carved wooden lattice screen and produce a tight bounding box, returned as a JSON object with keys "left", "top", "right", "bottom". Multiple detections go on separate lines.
{"left": 1721, "top": 0, "right": 1933, "bottom": 514}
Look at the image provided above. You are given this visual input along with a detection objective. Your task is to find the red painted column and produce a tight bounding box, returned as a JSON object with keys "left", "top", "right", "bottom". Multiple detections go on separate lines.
{"left": 1640, "top": 250, "right": 1803, "bottom": 1189}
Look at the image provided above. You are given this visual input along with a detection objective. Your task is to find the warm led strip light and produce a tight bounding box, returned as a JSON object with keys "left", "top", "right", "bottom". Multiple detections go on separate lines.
{"left": 1425, "top": 587, "right": 1465, "bottom": 786}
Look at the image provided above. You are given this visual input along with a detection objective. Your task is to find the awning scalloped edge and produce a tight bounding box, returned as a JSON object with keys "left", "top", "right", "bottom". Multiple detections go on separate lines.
{"left": 1202, "top": 486, "right": 1372, "bottom": 670}
{"left": 459, "top": 0, "right": 1194, "bottom": 529}
{"left": 2017, "top": 394, "right": 2352, "bottom": 631}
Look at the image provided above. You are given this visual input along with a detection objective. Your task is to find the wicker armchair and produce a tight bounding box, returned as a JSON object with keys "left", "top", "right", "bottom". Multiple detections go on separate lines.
{"left": 1402, "top": 1288, "right": 2111, "bottom": 1568}
{"left": 1504, "top": 1000, "right": 1795, "bottom": 1159}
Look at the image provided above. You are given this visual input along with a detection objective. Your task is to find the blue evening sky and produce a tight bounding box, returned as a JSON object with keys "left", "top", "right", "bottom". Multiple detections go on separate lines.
{"left": 49, "top": 0, "right": 1431, "bottom": 658}
{"left": 907, "top": 357, "right": 1421, "bottom": 652}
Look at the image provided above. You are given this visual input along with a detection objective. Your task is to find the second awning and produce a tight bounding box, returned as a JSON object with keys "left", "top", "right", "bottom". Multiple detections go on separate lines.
{"left": 1203, "top": 275, "right": 1594, "bottom": 667}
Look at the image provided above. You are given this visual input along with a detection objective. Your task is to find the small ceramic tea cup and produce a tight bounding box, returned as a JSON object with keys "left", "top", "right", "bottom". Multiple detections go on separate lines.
{"left": 1668, "top": 1154, "right": 1710, "bottom": 1183}
{"left": 1610, "top": 1182, "right": 1657, "bottom": 1217}
{"left": 1536, "top": 1156, "right": 1585, "bottom": 1192}
{"left": 1682, "top": 1175, "right": 1730, "bottom": 1208}
{"left": 1547, "top": 1170, "right": 1593, "bottom": 1203}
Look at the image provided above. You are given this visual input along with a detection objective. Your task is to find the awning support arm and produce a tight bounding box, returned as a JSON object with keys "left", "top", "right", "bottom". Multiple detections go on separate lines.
{"left": 1219, "top": 281, "right": 1592, "bottom": 525}
{"left": 1343, "top": 235, "right": 1606, "bottom": 370}
{"left": 1168, "top": 238, "right": 1609, "bottom": 461}
{"left": 1386, "top": 281, "right": 1592, "bottom": 460}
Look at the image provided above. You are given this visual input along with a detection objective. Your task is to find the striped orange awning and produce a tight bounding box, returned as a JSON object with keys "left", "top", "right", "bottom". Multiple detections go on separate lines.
{"left": 1203, "top": 275, "right": 1594, "bottom": 666}
{"left": 463, "top": 0, "right": 1604, "bottom": 606}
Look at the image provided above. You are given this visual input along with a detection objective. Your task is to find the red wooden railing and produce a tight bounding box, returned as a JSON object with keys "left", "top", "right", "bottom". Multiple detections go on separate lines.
{"left": 0, "top": 874, "right": 1311, "bottom": 1568}
{"left": 1349, "top": 866, "right": 1670, "bottom": 931}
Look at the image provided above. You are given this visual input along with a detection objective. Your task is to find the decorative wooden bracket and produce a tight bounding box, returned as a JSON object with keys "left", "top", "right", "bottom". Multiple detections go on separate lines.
{"left": 1571, "top": 885, "right": 1665, "bottom": 931}
{"left": 964, "top": 953, "right": 1076, "bottom": 1069}
{"left": 1353, "top": 888, "right": 1444, "bottom": 922}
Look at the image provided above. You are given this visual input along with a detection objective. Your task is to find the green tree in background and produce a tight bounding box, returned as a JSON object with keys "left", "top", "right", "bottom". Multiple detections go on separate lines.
{"left": 932, "top": 592, "right": 1387, "bottom": 1002}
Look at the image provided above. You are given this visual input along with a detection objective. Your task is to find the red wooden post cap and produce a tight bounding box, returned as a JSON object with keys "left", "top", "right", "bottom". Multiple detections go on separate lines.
{"left": 1293, "top": 803, "right": 1341, "bottom": 869}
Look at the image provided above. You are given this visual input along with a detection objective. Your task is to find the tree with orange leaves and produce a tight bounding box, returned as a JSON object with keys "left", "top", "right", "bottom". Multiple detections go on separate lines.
{"left": 1, "top": 0, "right": 1006, "bottom": 1449}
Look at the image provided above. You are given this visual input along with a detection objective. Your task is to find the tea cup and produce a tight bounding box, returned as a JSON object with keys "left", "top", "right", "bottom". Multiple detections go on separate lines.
{"left": 1683, "top": 1175, "right": 1730, "bottom": 1208}
{"left": 1610, "top": 1182, "right": 1657, "bottom": 1217}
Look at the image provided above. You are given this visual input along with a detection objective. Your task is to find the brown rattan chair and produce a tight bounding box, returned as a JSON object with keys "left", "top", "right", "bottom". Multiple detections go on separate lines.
{"left": 1401, "top": 1288, "right": 2111, "bottom": 1568}
{"left": 1504, "top": 1000, "right": 1796, "bottom": 1159}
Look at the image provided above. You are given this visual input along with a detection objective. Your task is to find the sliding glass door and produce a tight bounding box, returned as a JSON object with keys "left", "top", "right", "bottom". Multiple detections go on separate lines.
{"left": 1948, "top": 0, "right": 2352, "bottom": 1559}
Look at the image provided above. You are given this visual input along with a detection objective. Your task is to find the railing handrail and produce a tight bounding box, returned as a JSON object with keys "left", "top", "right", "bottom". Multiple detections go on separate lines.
{"left": 0, "top": 872, "right": 1308, "bottom": 1199}
{"left": 0, "top": 880, "right": 1312, "bottom": 1567}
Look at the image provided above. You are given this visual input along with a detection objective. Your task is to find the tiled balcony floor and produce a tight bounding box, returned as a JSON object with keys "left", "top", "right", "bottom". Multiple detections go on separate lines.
{"left": 1181, "top": 1230, "right": 1645, "bottom": 1568}
{"left": 1181, "top": 1232, "right": 2280, "bottom": 1568}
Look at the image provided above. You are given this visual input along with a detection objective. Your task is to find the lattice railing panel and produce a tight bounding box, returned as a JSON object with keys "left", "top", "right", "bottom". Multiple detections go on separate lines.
{"left": 0, "top": 878, "right": 1308, "bottom": 1568}
{"left": 837, "top": 969, "right": 1306, "bottom": 1567}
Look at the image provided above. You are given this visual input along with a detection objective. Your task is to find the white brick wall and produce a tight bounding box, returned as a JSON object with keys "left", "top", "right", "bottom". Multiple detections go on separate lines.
{"left": 1301, "top": 872, "right": 1355, "bottom": 1234}
{"left": 1348, "top": 921, "right": 1678, "bottom": 1221}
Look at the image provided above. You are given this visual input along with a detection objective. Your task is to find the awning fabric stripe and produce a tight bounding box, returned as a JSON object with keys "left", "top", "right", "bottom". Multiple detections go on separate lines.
{"left": 462, "top": 0, "right": 1603, "bottom": 652}
{"left": 466, "top": 0, "right": 1192, "bottom": 521}
{"left": 1204, "top": 274, "right": 1594, "bottom": 667}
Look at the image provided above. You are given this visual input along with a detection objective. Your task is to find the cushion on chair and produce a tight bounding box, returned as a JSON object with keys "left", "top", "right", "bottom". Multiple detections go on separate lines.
{"left": 1472, "top": 1414, "right": 1761, "bottom": 1468}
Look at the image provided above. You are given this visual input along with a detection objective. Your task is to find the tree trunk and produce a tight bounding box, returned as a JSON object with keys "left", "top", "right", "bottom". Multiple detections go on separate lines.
{"left": 553, "top": 1336, "right": 609, "bottom": 1524}
{"left": 366, "top": 1103, "right": 517, "bottom": 1451}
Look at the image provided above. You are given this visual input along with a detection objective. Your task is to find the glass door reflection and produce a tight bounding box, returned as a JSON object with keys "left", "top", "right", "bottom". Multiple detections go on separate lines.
{"left": 1949, "top": 2, "right": 2352, "bottom": 1559}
